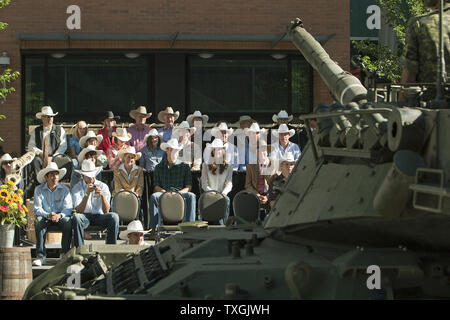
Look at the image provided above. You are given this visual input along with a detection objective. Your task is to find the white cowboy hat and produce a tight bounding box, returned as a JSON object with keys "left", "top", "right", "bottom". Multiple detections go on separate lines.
{"left": 0, "top": 154, "right": 17, "bottom": 167}
{"left": 211, "top": 122, "right": 234, "bottom": 138}
{"left": 36, "top": 106, "right": 58, "bottom": 119}
{"left": 279, "top": 152, "right": 296, "bottom": 164}
{"left": 129, "top": 106, "right": 152, "bottom": 120}
{"left": 244, "top": 122, "right": 266, "bottom": 135}
{"left": 112, "top": 127, "right": 132, "bottom": 142}
{"left": 143, "top": 128, "right": 163, "bottom": 143}
{"left": 206, "top": 138, "right": 226, "bottom": 149}
{"left": 119, "top": 220, "right": 150, "bottom": 240}
{"left": 74, "top": 159, "right": 102, "bottom": 178}
{"left": 160, "top": 138, "right": 183, "bottom": 151}
{"left": 118, "top": 146, "right": 142, "bottom": 162}
{"left": 274, "top": 124, "right": 295, "bottom": 138}
{"left": 79, "top": 130, "right": 103, "bottom": 148}
{"left": 173, "top": 121, "right": 196, "bottom": 137}
{"left": 158, "top": 107, "right": 180, "bottom": 123}
{"left": 78, "top": 145, "right": 103, "bottom": 165}
{"left": 37, "top": 162, "right": 66, "bottom": 184}
{"left": 272, "top": 110, "right": 293, "bottom": 123}
{"left": 186, "top": 110, "right": 209, "bottom": 127}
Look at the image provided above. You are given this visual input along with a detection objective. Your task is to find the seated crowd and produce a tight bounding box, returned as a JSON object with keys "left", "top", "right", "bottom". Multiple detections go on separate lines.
{"left": 24, "top": 105, "right": 315, "bottom": 266}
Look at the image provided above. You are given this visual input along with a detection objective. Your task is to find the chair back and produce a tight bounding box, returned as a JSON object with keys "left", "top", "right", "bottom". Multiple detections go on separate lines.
{"left": 232, "top": 190, "right": 260, "bottom": 223}
{"left": 53, "top": 154, "right": 73, "bottom": 182}
{"left": 112, "top": 190, "right": 140, "bottom": 224}
{"left": 198, "top": 191, "right": 226, "bottom": 224}
{"left": 159, "top": 191, "right": 185, "bottom": 225}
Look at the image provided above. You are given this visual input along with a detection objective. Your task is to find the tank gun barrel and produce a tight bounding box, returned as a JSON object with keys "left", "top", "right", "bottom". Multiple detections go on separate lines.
{"left": 287, "top": 18, "right": 367, "bottom": 105}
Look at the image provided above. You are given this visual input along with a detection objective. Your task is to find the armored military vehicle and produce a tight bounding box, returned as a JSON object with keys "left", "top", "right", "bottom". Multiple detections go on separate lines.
{"left": 23, "top": 12, "right": 449, "bottom": 300}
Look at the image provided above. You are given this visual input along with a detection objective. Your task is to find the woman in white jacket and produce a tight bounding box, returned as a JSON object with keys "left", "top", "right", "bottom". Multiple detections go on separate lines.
{"left": 201, "top": 138, "right": 233, "bottom": 224}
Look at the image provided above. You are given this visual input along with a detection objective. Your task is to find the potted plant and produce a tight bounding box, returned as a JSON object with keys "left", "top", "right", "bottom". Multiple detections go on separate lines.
{"left": 0, "top": 179, "right": 28, "bottom": 247}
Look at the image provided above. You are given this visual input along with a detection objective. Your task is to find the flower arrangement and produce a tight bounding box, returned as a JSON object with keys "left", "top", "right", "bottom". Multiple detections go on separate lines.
{"left": 0, "top": 179, "right": 28, "bottom": 227}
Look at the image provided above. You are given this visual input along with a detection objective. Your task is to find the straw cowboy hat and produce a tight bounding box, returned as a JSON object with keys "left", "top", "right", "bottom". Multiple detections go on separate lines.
{"left": 119, "top": 220, "right": 150, "bottom": 240}
{"left": 74, "top": 159, "right": 102, "bottom": 178}
{"left": 37, "top": 162, "right": 66, "bottom": 184}
{"left": 186, "top": 110, "right": 209, "bottom": 127}
{"left": 158, "top": 107, "right": 180, "bottom": 123}
{"left": 36, "top": 106, "right": 58, "bottom": 119}
{"left": 279, "top": 152, "right": 296, "bottom": 164}
{"left": 118, "top": 146, "right": 142, "bottom": 162}
{"left": 160, "top": 138, "right": 183, "bottom": 151}
{"left": 206, "top": 138, "right": 226, "bottom": 149}
{"left": 272, "top": 110, "right": 293, "bottom": 123}
{"left": 211, "top": 122, "right": 234, "bottom": 138}
{"left": 79, "top": 130, "right": 103, "bottom": 148}
{"left": 274, "top": 124, "right": 295, "bottom": 138}
{"left": 143, "top": 128, "right": 163, "bottom": 143}
{"left": 112, "top": 127, "right": 132, "bottom": 142}
{"left": 244, "top": 122, "right": 266, "bottom": 135}
{"left": 0, "top": 154, "right": 16, "bottom": 167}
{"left": 129, "top": 106, "right": 152, "bottom": 120}
{"left": 173, "top": 121, "right": 196, "bottom": 137}
{"left": 234, "top": 115, "right": 255, "bottom": 127}
{"left": 78, "top": 145, "right": 103, "bottom": 165}
{"left": 100, "top": 111, "right": 120, "bottom": 122}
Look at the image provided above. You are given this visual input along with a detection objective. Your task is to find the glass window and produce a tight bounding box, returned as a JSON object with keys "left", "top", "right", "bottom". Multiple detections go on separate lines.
{"left": 189, "top": 56, "right": 312, "bottom": 116}
{"left": 24, "top": 55, "right": 148, "bottom": 126}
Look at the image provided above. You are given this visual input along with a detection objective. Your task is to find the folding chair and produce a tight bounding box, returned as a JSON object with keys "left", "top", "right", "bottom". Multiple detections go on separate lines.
{"left": 111, "top": 190, "right": 141, "bottom": 226}
{"left": 157, "top": 190, "right": 185, "bottom": 242}
{"left": 198, "top": 190, "right": 227, "bottom": 226}
{"left": 232, "top": 190, "right": 260, "bottom": 224}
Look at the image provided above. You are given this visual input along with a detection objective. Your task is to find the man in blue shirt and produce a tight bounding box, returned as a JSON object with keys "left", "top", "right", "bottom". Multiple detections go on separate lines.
{"left": 270, "top": 124, "right": 301, "bottom": 161}
{"left": 149, "top": 138, "right": 196, "bottom": 229}
{"left": 33, "top": 162, "right": 73, "bottom": 266}
{"left": 71, "top": 160, "right": 119, "bottom": 246}
{"left": 157, "top": 107, "right": 180, "bottom": 143}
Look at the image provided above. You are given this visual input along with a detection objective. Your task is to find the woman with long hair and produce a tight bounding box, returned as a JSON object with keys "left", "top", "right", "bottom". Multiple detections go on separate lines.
{"left": 68, "top": 121, "right": 88, "bottom": 166}
{"left": 139, "top": 129, "right": 165, "bottom": 171}
{"left": 201, "top": 138, "right": 233, "bottom": 224}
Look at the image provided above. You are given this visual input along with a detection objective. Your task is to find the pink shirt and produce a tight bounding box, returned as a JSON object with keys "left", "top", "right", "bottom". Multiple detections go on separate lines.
{"left": 106, "top": 143, "right": 129, "bottom": 170}
{"left": 128, "top": 125, "right": 151, "bottom": 153}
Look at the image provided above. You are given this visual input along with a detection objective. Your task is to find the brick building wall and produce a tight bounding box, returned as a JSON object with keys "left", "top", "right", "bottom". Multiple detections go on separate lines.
{"left": 0, "top": 0, "right": 349, "bottom": 154}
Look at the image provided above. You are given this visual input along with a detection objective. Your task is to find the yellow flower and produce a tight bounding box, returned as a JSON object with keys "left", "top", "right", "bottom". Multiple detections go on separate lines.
{"left": 5, "top": 196, "right": 13, "bottom": 205}
{"left": 0, "top": 189, "right": 8, "bottom": 199}
{"left": 23, "top": 205, "right": 28, "bottom": 213}
{"left": 7, "top": 179, "right": 15, "bottom": 186}
{"left": 12, "top": 194, "right": 21, "bottom": 203}
{"left": 17, "top": 189, "right": 24, "bottom": 195}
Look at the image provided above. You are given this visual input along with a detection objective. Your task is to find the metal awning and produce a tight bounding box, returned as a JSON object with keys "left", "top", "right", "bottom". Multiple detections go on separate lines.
{"left": 17, "top": 32, "right": 335, "bottom": 48}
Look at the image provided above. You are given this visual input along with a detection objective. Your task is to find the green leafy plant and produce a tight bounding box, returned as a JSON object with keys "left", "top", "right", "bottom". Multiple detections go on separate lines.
{"left": 353, "top": 0, "right": 427, "bottom": 83}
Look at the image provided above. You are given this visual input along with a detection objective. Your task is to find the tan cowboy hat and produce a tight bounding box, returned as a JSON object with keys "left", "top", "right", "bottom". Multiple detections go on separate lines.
{"left": 157, "top": 107, "right": 180, "bottom": 123}
{"left": 79, "top": 130, "right": 103, "bottom": 148}
{"left": 279, "top": 152, "right": 296, "bottom": 164}
{"left": 160, "top": 138, "right": 183, "bottom": 151}
{"left": 0, "top": 153, "right": 17, "bottom": 167}
{"left": 78, "top": 145, "right": 103, "bottom": 165}
{"left": 273, "top": 124, "right": 295, "bottom": 138}
{"left": 272, "top": 110, "right": 293, "bottom": 123}
{"left": 118, "top": 146, "right": 142, "bottom": 162}
{"left": 234, "top": 115, "right": 255, "bottom": 127}
{"left": 186, "top": 110, "right": 209, "bottom": 126}
{"left": 211, "top": 122, "right": 234, "bottom": 138}
{"left": 37, "top": 162, "right": 66, "bottom": 184}
{"left": 119, "top": 220, "right": 150, "bottom": 240}
{"left": 173, "top": 121, "right": 196, "bottom": 137}
{"left": 36, "top": 106, "right": 58, "bottom": 119}
{"left": 244, "top": 122, "right": 266, "bottom": 135}
{"left": 129, "top": 106, "right": 152, "bottom": 120}
{"left": 143, "top": 128, "right": 163, "bottom": 143}
{"left": 74, "top": 159, "right": 102, "bottom": 178}
{"left": 112, "top": 127, "right": 132, "bottom": 142}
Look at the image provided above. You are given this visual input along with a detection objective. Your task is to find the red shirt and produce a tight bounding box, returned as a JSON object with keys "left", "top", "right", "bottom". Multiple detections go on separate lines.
{"left": 97, "top": 127, "right": 117, "bottom": 154}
